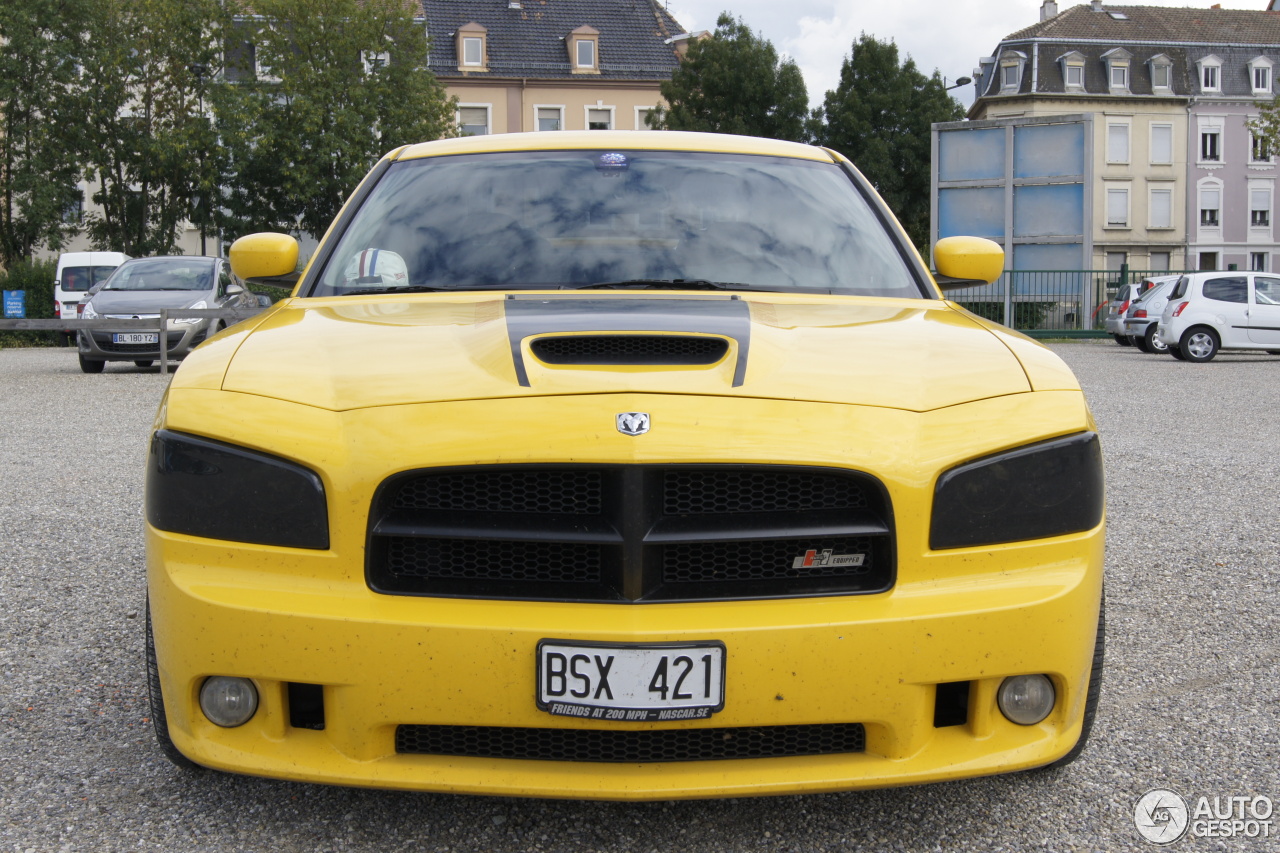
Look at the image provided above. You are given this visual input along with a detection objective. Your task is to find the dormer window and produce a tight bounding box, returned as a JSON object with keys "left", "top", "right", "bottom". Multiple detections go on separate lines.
{"left": 1102, "top": 48, "right": 1131, "bottom": 93}
{"left": 1198, "top": 55, "right": 1222, "bottom": 92}
{"left": 1250, "top": 57, "right": 1274, "bottom": 95}
{"left": 998, "top": 50, "right": 1026, "bottom": 93}
{"left": 1149, "top": 54, "right": 1173, "bottom": 92}
{"left": 568, "top": 25, "right": 600, "bottom": 74}
{"left": 456, "top": 23, "right": 488, "bottom": 72}
{"left": 1058, "top": 51, "right": 1085, "bottom": 90}
{"left": 362, "top": 50, "right": 390, "bottom": 75}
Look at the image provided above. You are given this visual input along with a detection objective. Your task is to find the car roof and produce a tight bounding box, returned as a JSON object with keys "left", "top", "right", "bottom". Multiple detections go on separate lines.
{"left": 391, "top": 130, "right": 837, "bottom": 164}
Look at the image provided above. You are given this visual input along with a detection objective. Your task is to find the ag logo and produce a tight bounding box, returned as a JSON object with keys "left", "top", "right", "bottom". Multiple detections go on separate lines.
{"left": 616, "top": 412, "right": 650, "bottom": 436}
{"left": 1134, "top": 789, "right": 1190, "bottom": 844}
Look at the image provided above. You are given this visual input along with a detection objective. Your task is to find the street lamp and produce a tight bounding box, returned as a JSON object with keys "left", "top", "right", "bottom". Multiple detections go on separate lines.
{"left": 945, "top": 76, "right": 973, "bottom": 90}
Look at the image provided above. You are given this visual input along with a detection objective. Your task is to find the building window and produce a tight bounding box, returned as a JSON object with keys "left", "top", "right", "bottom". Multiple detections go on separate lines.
{"left": 463, "top": 37, "right": 483, "bottom": 66}
{"left": 1150, "top": 123, "right": 1173, "bottom": 164}
{"left": 1201, "top": 131, "right": 1221, "bottom": 162}
{"left": 1200, "top": 188, "right": 1221, "bottom": 227}
{"left": 1251, "top": 252, "right": 1268, "bottom": 271}
{"left": 1110, "top": 64, "right": 1128, "bottom": 89}
{"left": 1198, "top": 56, "right": 1222, "bottom": 92}
{"left": 1103, "top": 48, "right": 1132, "bottom": 92}
{"left": 1150, "top": 56, "right": 1173, "bottom": 91}
{"left": 1199, "top": 252, "right": 1219, "bottom": 270}
{"left": 1106, "top": 123, "right": 1130, "bottom": 164}
{"left": 361, "top": 51, "right": 389, "bottom": 74}
{"left": 536, "top": 106, "right": 562, "bottom": 131}
{"left": 458, "top": 105, "right": 489, "bottom": 136}
{"left": 1058, "top": 51, "right": 1085, "bottom": 90}
{"left": 635, "top": 107, "right": 655, "bottom": 130}
{"left": 587, "top": 108, "right": 612, "bottom": 130}
{"left": 1251, "top": 188, "right": 1271, "bottom": 227}
{"left": 576, "top": 39, "right": 595, "bottom": 68}
{"left": 1149, "top": 187, "right": 1173, "bottom": 228}
{"left": 567, "top": 26, "right": 600, "bottom": 73}
{"left": 1106, "top": 186, "right": 1129, "bottom": 226}
{"left": 1150, "top": 251, "right": 1171, "bottom": 272}
{"left": 1253, "top": 135, "right": 1273, "bottom": 163}
{"left": 998, "top": 51, "right": 1025, "bottom": 92}
{"left": 1065, "top": 64, "right": 1083, "bottom": 88}
{"left": 62, "top": 192, "right": 84, "bottom": 224}
{"left": 1250, "top": 57, "right": 1274, "bottom": 94}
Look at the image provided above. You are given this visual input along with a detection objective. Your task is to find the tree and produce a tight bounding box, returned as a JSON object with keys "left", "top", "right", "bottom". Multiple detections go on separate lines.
{"left": 1249, "top": 97, "right": 1280, "bottom": 162}
{"left": 77, "top": 0, "right": 228, "bottom": 255}
{"left": 648, "top": 13, "right": 808, "bottom": 143}
{"left": 216, "top": 0, "right": 456, "bottom": 241}
{"left": 813, "top": 35, "right": 965, "bottom": 253}
{"left": 0, "top": 0, "right": 91, "bottom": 266}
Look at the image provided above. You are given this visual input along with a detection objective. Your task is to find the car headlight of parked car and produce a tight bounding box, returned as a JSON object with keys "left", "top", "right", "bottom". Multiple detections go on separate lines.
{"left": 173, "top": 300, "right": 207, "bottom": 325}
{"left": 930, "top": 432, "right": 1103, "bottom": 549}
{"left": 146, "top": 430, "right": 329, "bottom": 549}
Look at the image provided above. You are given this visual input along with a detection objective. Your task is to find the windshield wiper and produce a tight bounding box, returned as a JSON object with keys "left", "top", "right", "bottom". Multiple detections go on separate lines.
{"left": 337, "top": 285, "right": 446, "bottom": 296}
{"left": 570, "top": 279, "right": 734, "bottom": 291}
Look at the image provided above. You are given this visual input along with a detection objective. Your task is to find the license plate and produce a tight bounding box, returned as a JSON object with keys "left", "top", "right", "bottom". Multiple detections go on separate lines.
{"left": 536, "top": 640, "right": 725, "bottom": 721}
{"left": 112, "top": 333, "right": 158, "bottom": 344}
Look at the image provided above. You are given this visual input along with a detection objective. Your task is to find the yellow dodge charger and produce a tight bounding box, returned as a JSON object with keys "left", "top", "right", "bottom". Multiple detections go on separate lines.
{"left": 144, "top": 131, "right": 1104, "bottom": 799}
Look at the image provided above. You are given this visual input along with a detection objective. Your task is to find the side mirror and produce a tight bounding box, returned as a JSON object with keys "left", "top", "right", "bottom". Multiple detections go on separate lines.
{"left": 933, "top": 237, "right": 1005, "bottom": 291}
{"left": 225, "top": 282, "right": 245, "bottom": 296}
{"left": 229, "top": 233, "right": 300, "bottom": 282}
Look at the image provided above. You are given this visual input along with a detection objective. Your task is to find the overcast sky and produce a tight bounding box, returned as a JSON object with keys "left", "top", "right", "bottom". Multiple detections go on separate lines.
{"left": 661, "top": 0, "right": 1241, "bottom": 109}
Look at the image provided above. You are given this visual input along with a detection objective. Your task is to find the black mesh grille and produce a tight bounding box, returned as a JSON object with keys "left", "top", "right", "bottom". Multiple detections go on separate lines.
{"left": 531, "top": 335, "right": 728, "bottom": 365}
{"left": 663, "top": 537, "right": 874, "bottom": 583}
{"left": 385, "top": 538, "right": 603, "bottom": 582}
{"left": 368, "top": 465, "right": 893, "bottom": 602}
{"left": 93, "top": 336, "right": 185, "bottom": 354}
{"left": 391, "top": 470, "right": 603, "bottom": 514}
{"left": 395, "top": 723, "right": 866, "bottom": 763}
{"left": 664, "top": 470, "right": 871, "bottom": 515}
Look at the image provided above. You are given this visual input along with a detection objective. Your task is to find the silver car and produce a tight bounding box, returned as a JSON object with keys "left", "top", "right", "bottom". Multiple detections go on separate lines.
{"left": 1120, "top": 276, "right": 1179, "bottom": 353}
{"left": 76, "top": 256, "right": 258, "bottom": 373}
{"left": 1103, "top": 283, "right": 1147, "bottom": 344}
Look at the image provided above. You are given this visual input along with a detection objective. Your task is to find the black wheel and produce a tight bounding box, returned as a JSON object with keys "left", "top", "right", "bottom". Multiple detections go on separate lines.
{"left": 1143, "top": 325, "right": 1168, "bottom": 355}
{"left": 1112, "top": 334, "right": 1132, "bottom": 346}
{"left": 1133, "top": 335, "right": 1151, "bottom": 354}
{"left": 1180, "top": 327, "right": 1219, "bottom": 363}
{"left": 1168, "top": 345, "right": 1186, "bottom": 361}
{"left": 78, "top": 354, "right": 105, "bottom": 374}
{"left": 146, "top": 602, "right": 202, "bottom": 770}
{"left": 1040, "top": 595, "right": 1105, "bottom": 771}
{"left": 134, "top": 360, "right": 154, "bottom": 368}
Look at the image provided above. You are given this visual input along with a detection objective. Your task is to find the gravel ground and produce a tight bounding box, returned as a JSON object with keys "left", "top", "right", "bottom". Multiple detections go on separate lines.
{"left": 1, "top": 341, "right": 1277, "bottom": 853}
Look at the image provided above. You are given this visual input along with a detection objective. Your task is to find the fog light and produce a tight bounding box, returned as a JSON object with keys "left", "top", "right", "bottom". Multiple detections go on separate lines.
{"left": 199, "top": 676, "right": 259, "bottom": 727}
{"left": 997, "top": 674, "right": 1055, "bottom": 725}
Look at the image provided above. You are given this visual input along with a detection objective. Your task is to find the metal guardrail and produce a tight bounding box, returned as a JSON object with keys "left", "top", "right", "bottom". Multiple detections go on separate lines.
{"left": 0, "top": 307, "right": 266, "bottom": 374}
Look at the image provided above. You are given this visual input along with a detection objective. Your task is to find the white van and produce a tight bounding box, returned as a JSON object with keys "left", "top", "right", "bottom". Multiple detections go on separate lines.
{"left": 54, "top": 251, "right": 130, "bottom": 327}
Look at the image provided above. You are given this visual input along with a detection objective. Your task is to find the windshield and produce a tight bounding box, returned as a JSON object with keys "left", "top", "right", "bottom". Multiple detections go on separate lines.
{"left": 100, "top": 258, "right": 216, "bottom": 292}
{"left": 59, "top": 266, "right": 117, "bottom": 292}
{"left": 308, "top": 150, "right": 922, "bottom": 297}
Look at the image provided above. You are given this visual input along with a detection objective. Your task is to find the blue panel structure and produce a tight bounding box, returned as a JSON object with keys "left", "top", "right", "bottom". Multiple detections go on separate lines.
{"left": 1012, "top": 243, "right": 1084, "bottom": 270}
{"left": 938, "top": 187, "right": 1004, "bottom": 239}
{"left": 1013, "top": 184, "right": 1085, "bottom": 238}
{"left": 1013, "top": 123, "right": 1085, "bottom": 178}
{"left": 938, "top": 128, "right": 1005, "bottom": 182}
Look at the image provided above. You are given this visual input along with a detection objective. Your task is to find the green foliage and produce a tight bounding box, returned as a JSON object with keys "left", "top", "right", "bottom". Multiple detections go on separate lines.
{"left": 0, "top": 258, "right": 59, "bottom": 347}
{"left": 813, "top": 35, "right": 964, "bottom": 253}
{"left": 0, "top": 0, "right": 91, "bottom": 266}
{"left": 649, "top": 13, "right": 809, "bottom": 143}
{"left": 217, "top": 0, "right": 457, "bottom": 241}
{"left": 958, "top": 300, "right": 1056, "bottom": 330}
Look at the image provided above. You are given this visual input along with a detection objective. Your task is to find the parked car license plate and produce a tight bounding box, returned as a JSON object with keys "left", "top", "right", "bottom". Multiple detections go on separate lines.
{"left": 113, "top": 333, "right": 158, "bottom": 344}
{"left": 536, "top": 640, "right": 725, "bottom": 721}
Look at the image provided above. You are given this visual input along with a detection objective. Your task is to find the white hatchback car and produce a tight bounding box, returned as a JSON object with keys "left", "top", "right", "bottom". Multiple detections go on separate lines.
{"left": 1157, "top": 272, "right": 1280, "bottom": 362}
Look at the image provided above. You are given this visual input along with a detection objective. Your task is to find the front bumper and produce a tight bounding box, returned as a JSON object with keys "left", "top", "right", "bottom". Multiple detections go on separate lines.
{"left": 147, "top": 389, "right": 1104, "bottom": 799}
{"left": 78, "top": 323, "right": 209, "bottom": 362}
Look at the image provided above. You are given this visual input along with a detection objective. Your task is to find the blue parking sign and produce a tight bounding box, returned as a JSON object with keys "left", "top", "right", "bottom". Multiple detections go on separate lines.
{"left": 2, "top": 290, "right": 25, "bottom": 319}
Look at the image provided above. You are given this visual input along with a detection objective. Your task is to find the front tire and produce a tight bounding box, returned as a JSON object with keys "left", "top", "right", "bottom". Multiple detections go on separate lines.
{"left": 146, "top": 602, "right": 202, "bottom": 771}
{"left": 78, "top": 354, "right": 105, "bottom": 374}
{"left": 1180, "top": 327, "right": 1219, "bottom": 362}
{"left": 1143, "top": 325, "right": 1168, "bottom": 354}
{"left": 1112, "top": 334, "right": 1131, "bottom": 346}
{"left": 1133, "top": 335, "right": 1151, "bottom": 354}
{"left": 134, "top": 360, "right": 154, "bottom": 368}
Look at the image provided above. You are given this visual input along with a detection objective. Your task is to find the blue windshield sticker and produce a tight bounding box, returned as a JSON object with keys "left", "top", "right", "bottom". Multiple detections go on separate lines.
{"left": 596, "top": 152, "right": 629, "bottom": 171}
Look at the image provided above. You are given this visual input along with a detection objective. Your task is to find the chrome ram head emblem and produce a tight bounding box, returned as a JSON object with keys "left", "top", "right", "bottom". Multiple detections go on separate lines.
{"left": 616, "top": 412, "right": 650, "bottom": 436}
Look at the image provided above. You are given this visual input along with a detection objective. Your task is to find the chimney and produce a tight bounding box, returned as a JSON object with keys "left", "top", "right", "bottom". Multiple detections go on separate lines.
{"left": 1041, "top": 0, "right": 1058, "bottom": 20}
{"left": 1091, "top": 0, "right": 1103, "bottom": 10}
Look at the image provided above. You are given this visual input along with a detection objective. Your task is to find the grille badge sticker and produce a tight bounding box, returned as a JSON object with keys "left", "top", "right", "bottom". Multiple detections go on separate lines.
{"left": 792, "top": 549, "right": 865, "bottom": 569}
{"left": 616, "top": 412, "right": 650, "bottom": 436}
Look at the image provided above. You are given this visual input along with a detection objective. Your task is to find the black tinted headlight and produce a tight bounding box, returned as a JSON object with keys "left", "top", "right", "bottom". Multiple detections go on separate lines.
{"left": 930, "top": 432, "right": 1103, "bottom": 550}
{"left": 147, "top": 430, "right": 329, "bottom": 549}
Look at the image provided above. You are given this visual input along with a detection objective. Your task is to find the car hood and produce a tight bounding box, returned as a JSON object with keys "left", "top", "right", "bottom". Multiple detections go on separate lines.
{"left": 89, "top": 290, "right": 212, "bottom": 313}
{"left": 180, "top": 293, "right": 1079, "bottom": 412}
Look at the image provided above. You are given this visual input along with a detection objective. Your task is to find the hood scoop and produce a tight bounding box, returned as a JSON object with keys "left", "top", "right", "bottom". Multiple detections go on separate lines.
{"left": 530, "top": 334, "right": 730, "bottom": 365}
{"left": 505, "top": 295, "right": 750, "bottom": 386}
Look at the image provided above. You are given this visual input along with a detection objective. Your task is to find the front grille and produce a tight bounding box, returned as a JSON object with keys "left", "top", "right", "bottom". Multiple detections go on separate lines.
{"left": 368, "top": 465, "right": 894, "bottom": 602}
{"left": 531, "top": 335, "right": 729, "bottom": 365}
{"left": 394, "top": 723, "right": 866, "bottom": 763}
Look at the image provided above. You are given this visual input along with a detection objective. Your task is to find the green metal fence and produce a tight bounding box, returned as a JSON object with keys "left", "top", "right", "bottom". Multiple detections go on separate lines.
{"left": 943, "top": 267, "right": 1195, "bottom": 337}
